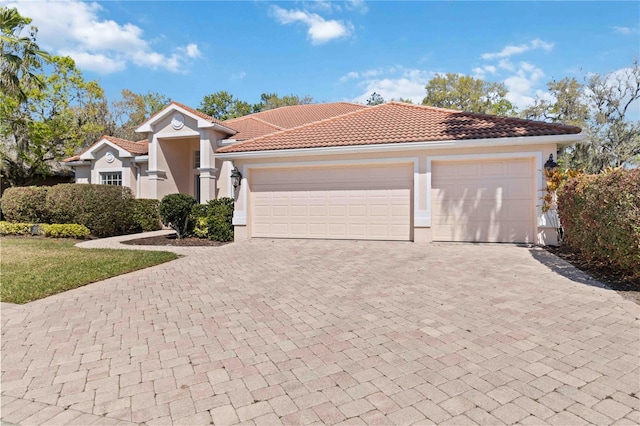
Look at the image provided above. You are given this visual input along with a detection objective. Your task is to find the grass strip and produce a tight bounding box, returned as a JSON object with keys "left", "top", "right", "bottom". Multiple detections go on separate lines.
{"left": 1, "top": 237, "right": 177, "bottom": 304}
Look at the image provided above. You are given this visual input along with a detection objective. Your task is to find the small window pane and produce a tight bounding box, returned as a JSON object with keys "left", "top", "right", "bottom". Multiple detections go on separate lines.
{"left": 194, "top": 150, "right": 200, "bottom": 169}
{"left": 101, "top": 172, "right": 122, "bottom": 186}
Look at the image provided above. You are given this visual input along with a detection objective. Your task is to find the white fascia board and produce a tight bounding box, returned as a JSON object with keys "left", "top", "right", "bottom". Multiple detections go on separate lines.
{"left": 216, "top": 133, "right": 585, "bottom": 160}
{"left": 133, "top": 155, "right": 149, "bottom": 162}
{"left": 79, "top": 140, "right": 133, "bottom": 160}
{"left": 135, "top": 104, "right": 236, "bottom": 135}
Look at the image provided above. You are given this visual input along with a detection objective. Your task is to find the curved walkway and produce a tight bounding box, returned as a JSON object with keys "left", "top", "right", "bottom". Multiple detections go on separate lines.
{"left": 2, "top": 236, "right": 639, "bottom": 425}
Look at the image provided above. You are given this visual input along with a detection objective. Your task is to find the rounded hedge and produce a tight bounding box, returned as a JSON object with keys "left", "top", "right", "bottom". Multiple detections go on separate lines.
{"left": 1, "top": 186, "right": 50, "bottom": 223}
{"left": 159, "top": 193, "right": 197, "bottom": 238}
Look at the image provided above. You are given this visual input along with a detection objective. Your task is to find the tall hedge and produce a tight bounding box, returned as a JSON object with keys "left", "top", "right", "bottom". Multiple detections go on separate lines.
{"left": 1, "top": 186, "right": 50, "bottom": 223}
{"left": 558, "top": 169, "right": 640, "bottom": 279}
{"left": 131, "top": 199, "right": 162, "bottom": 232}
{"left": 46, "top": 184, "right": 136, "bottom": 237}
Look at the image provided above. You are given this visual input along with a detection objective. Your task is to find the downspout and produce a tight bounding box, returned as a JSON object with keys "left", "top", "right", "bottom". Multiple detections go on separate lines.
{"left": 132, "top": 160, "right": 141, "bottom": 198}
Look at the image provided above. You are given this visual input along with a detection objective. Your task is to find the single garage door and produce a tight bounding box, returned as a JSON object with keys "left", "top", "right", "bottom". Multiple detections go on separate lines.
{"left": 431, "top": 158, "right": 535, "bottom": 243}
{"left": 250, "top": 164, "right": 412, "bottom": 240}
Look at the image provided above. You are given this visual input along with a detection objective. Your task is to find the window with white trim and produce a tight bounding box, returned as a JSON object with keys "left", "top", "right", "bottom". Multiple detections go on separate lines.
{"left": 194, "top": 150, "right": 200, "bottom": 169}
{"left": 100, "top": 171, "right": 122, "bottom": 186}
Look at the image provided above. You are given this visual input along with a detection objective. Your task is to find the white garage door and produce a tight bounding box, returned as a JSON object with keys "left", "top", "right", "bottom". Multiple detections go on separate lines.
{"left": 250, "top": 164, "right": 412, "bottom": 240}
{"left": 431, "top": 158, "right": 535, "bottom": 243}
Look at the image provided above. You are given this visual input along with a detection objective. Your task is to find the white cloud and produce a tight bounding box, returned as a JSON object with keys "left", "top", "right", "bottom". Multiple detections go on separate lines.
{"left": 342, "top": 66, "right": 433, "bottom": 104}
{"left": 345, "top": 0, "right": 368, "bottom": 14}
{"left": 503, "top": 62, "right": 546, "bottom": 109}
{"left": 231, "top": 71, "right": 247, "bottom": 80}
{"left": 613, "top": 26, "right": 638, "bottom": 35}
{"left": 481, "top": 38, "right": 554, "bottom": 60}
{"left": 58, "top": 50, "right": 126, "bottom": 73}
{"left": 5, "top": 0, "right": 201, "bottom": 74}
{"left": 271, "top": 6, "right": 353, "bottom": 44}
{"left": 184, "top": 44, "right": 201, "bottom": 58}
{"left": 472, "top": 65, "right": 497, "bottom": 79}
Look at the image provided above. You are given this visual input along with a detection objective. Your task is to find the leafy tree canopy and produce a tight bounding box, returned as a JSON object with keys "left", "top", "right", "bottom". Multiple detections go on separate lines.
{"left": 366, "top": 92, "right": 385, "bottom": 106}
{"left": 111, "top": 89, "right": 170, "bottom": 140}
{"left": 197, "top": 90, "right": 251, "bottom": 120}
{"left": 0, "top": 6, "right": 50, "bottom": 102}
{"left": 422, "top": 73, "right": 516, "bottom": 116}
{"left": 1, "top": 56, "right": 107, "bottom": 186}
{"left": 522, "top": 61, "right": 640, "bottom": 172}
{"left": 253, "top": 92, "right": 313, "bottom": 112}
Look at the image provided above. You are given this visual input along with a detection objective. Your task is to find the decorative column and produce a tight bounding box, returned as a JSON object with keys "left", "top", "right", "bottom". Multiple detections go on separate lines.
{"left": 198, "top": 130, "right": 217, "bottom": 203}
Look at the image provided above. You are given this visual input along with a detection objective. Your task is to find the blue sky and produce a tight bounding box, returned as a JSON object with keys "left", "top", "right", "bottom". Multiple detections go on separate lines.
{"left": 5, "top": 1, "right": 640, "bottom": 115}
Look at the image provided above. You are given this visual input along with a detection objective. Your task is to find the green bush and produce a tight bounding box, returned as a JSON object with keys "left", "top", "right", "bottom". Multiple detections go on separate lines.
{"left": 46, "top": 184, "right": 136, "bottom": 237}
{"left": 190, "top": 204, "right": 209, "bottom": 238}
{"left": 0, "top": 222, "right": 90, "bottom": 238}
{"left": 558, "top": 168, "right": 640, "bottom": 280}
{"left": 207, "top": 197, "right": 234, "bottom": 242}
{"left": 1, "top": 186, "right": 49, "bottom": 223}
{"left": 132, "top": 199, "right": 162, "bottom": 232}
{"left": 159, "top": 193, "right": 197, "bottom": 238}
{"left": 0, "top": 221, "right": 32, "bottom": 235}
{"left": 40, "top": 224, "right": 91, "bottom": 238}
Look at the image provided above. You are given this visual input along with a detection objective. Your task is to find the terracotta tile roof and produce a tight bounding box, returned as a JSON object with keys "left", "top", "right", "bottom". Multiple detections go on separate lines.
{"left": 223, "top": 116, "right": 284, "bottom": 141}
{"left": 62, "top": 135, "right": 148, "bottom": 162}
{"left": 229, "top": 102, "right": 367, "bottom": 131}
{"left": 217, "top": 102, "right": 582, "bottom": 154}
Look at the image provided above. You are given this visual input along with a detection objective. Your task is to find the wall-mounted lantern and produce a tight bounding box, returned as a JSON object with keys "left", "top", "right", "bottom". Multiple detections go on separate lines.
{"left": 544, "top": 154, "right": 558, "bottom": 174}
{"left": 230, "top": 167, "right": 242, "bottom": 188}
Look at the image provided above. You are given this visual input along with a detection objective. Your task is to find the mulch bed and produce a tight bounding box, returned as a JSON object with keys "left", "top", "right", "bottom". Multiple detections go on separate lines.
{"left": 122, "top": 234, "right": 229, "bottom": 247}
{"left": 545, "top": 245, "right": 640, "bottom": 305}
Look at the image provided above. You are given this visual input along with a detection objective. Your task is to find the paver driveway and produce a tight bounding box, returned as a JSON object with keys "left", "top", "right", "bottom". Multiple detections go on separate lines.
{"left": 1, "top": 237, "right": 639, "bottom": 425}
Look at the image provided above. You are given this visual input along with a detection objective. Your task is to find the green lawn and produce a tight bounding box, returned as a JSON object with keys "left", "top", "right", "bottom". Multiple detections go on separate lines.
{"left": 1, "top": 237, "right": 178, "bottom": 304}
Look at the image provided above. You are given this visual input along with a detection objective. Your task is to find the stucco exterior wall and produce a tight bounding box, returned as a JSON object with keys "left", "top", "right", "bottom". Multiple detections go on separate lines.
{"left": 73, "top": 165, "right": 91, "bottom": 184}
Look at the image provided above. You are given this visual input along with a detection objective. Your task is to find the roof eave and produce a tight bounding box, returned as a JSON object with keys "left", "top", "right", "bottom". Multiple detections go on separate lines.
{"left": 135, "top": 104, "right": 237, "bottom": 135}
{"left": 216, "top": 133, "right": 585, "bottom": 159}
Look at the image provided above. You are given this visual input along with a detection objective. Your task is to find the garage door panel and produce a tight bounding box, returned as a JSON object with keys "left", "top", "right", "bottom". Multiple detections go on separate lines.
{"left": 251, "top": 164, "right": 412, "bottom": 240}
{"left": 432, "top": 158, "right": 535, "bottom": 243}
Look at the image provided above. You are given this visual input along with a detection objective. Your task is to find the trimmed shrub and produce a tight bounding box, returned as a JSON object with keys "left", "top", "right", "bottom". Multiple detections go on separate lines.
{"left": 0, "top": 222, "right": 90, "bottom": 238}
{"left": 40, "top": 224, "right": 91, "bottom": 238}
{"left": 1, "top": 186, "right": 49, "bottom": 223}
{"left": 0, "top": 221, "right": 32, "bottom": 235}
{"left": 207, "top": 197, "right": 234, "bottom": 242}
{"left": 131, "top": 199, "right": 162, "bottom": 232}
{"left": 46, "top": 184, "right": 136, "bottom": 237}
{"left": 159, "top": 193, "right": 197, "bottom": 238}
{"left": 558, "top": 168, "right": 640, "bottom": 280}
{"left": 190, "top": 204, "right": 209, "bottom": 238}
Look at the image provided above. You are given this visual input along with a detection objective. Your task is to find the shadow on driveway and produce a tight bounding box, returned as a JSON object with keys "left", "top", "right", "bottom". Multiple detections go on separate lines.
{"left": 528, "top": 247, "right": 610, "bottom": 289}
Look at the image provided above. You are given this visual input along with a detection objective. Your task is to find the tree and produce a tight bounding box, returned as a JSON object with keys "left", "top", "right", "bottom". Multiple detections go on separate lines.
{"left": 365, "top": 92, "right": 384, "bottom": 106}
{"left": 582, "top": 62, "right": 640, "bottom": 171}
{"left": 422, "top": 73, "right": 516, "bottom": 116}
{"left": 252, "top": 92, "right": 313, "bottom": 112}
{"left": 521, "top": 78, "right": 589, "bottom": 128}
{"left": 522, "top": 62, "right": 640, "bottom": 172}
{"left": 197, "top": 90, "right": 252, "bottom": 120}
{"left": 0, "top": 6, "right": 50, "bottom": 102}
{"left": 0, "top": 56, "right": 107, "bottom": 186}
{"left": 111, "top": 89, "right": 170, "bottom": 140}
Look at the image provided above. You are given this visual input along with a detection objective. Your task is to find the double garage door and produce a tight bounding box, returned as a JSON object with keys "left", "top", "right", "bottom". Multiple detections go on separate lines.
{"left": 248, "top": 158, "right": 535, "bottom": 243}
{"left": 251, "top": 164, "right": 412, "bottom": 241}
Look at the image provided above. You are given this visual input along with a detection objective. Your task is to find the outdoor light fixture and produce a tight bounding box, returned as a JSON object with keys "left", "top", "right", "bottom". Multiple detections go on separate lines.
{"left": 230, "top": 167, "right": 242, "bottom": 188}
{"left": 544, "top": 154, "right": 558, "bottom": 173}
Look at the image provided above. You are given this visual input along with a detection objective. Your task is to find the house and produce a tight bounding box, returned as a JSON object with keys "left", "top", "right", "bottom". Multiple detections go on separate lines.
{"left": 63, "top": 101, "right": 583, "bottom": 245}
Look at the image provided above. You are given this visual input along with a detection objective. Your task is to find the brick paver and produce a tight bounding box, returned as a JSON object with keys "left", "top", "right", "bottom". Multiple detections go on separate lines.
{"left": 2, "top": 234, "right": 639, "bottom": 425}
